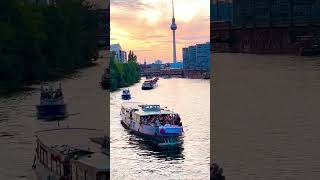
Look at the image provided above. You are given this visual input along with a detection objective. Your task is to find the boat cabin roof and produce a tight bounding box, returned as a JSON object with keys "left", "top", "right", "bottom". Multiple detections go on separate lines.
{"left": 75, "top": 153, "right": 109, "bottom": 172}
{"left": 121, "top": 102, "right": 176, "bottom": 116}
{"left": 35, "top": 128, "right": 105, "bottom": 150}
{"left": 35, "top": 128, "right": 109, "bottom": 170}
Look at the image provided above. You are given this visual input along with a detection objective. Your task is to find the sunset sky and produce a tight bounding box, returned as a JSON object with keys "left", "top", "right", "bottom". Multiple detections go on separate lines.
{"left": 111, "top": 0, "right": 210, "bottom": 63}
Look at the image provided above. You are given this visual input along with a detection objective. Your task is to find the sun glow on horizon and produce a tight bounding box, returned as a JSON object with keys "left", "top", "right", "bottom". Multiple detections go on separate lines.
{"left": 111, "top": 0, "right": 209, "bottom": 63}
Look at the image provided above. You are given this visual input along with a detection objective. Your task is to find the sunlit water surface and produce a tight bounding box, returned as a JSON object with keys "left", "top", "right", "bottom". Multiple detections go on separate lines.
{"left": 111, "top": 78, "right": 210, "bottom": 179}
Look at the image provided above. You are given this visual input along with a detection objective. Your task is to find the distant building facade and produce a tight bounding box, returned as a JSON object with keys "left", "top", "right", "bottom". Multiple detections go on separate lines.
{"left": 170, "top": 62, "right": 183, "bottom": 69}
{"left": 111, "top": 44, "right": 127, "bottom": 62}
{"left": 211, "top": 0, "right": 233, "bottom": 22}
{"left": 183, "top": 42, "right": 210, "bottom": 71}
{"left": 211, "top": 0, "right": 320, "bottom": 54}
{"left": 182, "top": 48, "right": 189, "bottom": 69}
{"left": 154, "top": 60, "right": 162, "bottom": 64}
{"left": 233, "top": 0, "right": 320, "bottom": 28}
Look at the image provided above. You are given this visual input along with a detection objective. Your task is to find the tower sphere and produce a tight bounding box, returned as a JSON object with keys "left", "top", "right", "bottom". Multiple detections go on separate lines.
{"left": 171, "top": 22, "right": 177, "bottom": 30}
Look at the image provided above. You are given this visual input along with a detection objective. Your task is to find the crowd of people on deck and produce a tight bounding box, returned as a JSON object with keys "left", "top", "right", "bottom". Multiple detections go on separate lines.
{"left": 140, "top": 114, "right": 182, "bottom": 126}
{"left": 41, "top": 87, "right": 63, "bottom": 100}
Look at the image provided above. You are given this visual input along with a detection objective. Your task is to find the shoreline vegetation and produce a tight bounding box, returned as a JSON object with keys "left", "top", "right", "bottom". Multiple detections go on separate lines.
{"left": 110, "top": 51, "right": 140, "bottom": 91}
{"left": 0, "top": 0, "right": 99, "bottom": 94}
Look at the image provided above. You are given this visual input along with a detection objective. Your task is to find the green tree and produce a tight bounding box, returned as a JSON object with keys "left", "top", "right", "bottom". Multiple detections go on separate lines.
{"left": 109, "top": 50, "right": 140, "bottom": 91}
{"left": 0, "top": 0, "right": 99, "bottom": 93}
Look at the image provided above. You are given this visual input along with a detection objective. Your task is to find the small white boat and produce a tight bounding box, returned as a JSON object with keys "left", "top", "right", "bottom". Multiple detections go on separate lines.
{"left": 36, "top": 83, "right": 68, "bottom": 120}
{"left": 121, "top": 89, "right": 131, "bottom": 100}
{"left": 141, "top": 78, "right": 158, "bottom": 90}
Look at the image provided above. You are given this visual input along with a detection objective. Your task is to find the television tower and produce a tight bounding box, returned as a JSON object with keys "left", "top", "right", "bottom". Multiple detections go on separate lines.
{"left": 170, "top": 0, "right": 177, "bottom": 64}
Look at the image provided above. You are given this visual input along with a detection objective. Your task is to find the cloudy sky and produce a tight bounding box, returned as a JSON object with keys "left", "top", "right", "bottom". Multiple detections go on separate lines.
{"left": 111, "top": 0, "right": 210, "bottom": 63}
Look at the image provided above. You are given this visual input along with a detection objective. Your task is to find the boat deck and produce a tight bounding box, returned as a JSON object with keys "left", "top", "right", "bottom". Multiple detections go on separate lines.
{"left": 35, "top": 128, "right": 108, "bottom": 155}
{"left": 122, "top": 102, "right": 176, "bottom": 116}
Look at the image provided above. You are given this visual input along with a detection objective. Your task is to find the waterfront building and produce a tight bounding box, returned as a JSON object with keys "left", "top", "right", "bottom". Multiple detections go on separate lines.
{"left": 188, "top": 45, "right": 197, "bottom": 70}
{"left": 211, "top": 0, "right": 320, "bottom": 54}
{"left": 155, "top": 60, "right": 162, "bottom": 64}
{"left": 111, "top": 44, "right": 127, "bottom": 62}
{"left": 211, "top": 0, "right": 233, "bottom": 22}
{"left": 182, "top": 48, "right": 190, "bottom": 69}
{"left": 196, "top": 42, "right": 210, "bottom": 71}
{"left": 233, "top": 0, "right": 320, "bottom": 28}
{"left": 182, "top": 43, "right": 210, "bottom": 71}
{"left": 170, "top": 62, "right": 183, "bottom": 69}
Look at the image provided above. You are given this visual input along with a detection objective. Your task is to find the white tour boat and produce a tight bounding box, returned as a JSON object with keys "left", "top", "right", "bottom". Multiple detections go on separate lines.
{"left": 120, "top": 102, "right": 183, "bottom": 145}
{"left": 32, "top": 128, "right": 109, "bottom": 180}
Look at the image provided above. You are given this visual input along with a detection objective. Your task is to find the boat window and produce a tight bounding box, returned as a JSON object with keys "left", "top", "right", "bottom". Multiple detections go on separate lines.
{"left": 141, "top": 105, "right": 161, "bottom": 111}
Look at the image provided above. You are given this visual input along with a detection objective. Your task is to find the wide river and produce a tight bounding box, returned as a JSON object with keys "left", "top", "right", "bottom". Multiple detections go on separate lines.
{"left": 110, "top": 78, "right": 210, "bottom": 179}
{"left": 213, "top": 53, "right": 320, "bottom": 180}
{"left": 0, "top": 58, "right": 108, "bottom": 179}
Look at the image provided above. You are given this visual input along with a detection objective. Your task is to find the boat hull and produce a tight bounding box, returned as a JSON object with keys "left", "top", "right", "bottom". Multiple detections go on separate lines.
{"left": 141, "top": 86, "right": 154, "bottom": 90}
{"left": 36, "top": 104, "right": 68, "bottom": 120}
{"left": 121, "top": 94, "right": 131, "bottom": 100}
{"left": 141, "top": 83, "right": 157, "bottom": 90}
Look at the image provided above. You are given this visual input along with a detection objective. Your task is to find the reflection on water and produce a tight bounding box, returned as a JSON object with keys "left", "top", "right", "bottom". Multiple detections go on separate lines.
{"left": 127, "top": 134, "right": 184, "bottom": 160}
{"left": 111, "top": 78, "right": 210, "bottom": 179}
{"left": 213, "top": 53, "right": 320, "bottom": 180}
{"left": 0, "top": 60, "right": 108, "bottom": 180}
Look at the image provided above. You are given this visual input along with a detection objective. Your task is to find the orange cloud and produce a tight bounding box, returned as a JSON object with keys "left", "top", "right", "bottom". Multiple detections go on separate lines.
{"left": 111, "top": 0, "right": 209, "bottom": 63}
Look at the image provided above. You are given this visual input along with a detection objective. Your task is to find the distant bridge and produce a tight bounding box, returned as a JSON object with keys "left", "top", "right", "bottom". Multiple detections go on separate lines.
{"left": 141, "top": 69, "right": 210, "bottom": 79}
{"left": 141, "top": 69, "right": 184, "bottom": 77}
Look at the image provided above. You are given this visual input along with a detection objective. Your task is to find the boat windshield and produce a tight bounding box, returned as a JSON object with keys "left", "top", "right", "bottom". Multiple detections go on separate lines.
{"left": 141, "top": 105, "right": 160, "bottom": 111}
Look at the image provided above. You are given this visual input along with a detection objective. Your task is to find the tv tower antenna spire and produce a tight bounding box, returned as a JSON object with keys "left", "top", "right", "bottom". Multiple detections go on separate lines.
{"left": 170, "top": 0, "right": 177, "bottom": 64}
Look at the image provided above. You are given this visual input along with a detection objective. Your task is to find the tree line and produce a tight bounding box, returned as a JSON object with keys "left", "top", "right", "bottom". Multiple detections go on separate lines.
{"left": 110, "top": 50, "right": 140, "bottom": 91}
{"left": 0, "top": 0, "right": 99, "bottom": 93}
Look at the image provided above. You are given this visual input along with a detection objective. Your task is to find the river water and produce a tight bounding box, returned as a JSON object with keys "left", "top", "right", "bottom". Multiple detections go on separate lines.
{"left": 110, "top": 78, "right": 210, "bottom": 179}
{"left": 213, "top": 53, "right": 320, "bottom": 180}
{"left": 0, "top": 57, "right": 109, "bottom": 179}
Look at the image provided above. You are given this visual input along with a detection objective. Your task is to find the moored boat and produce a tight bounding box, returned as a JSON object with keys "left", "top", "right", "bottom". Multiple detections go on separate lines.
{"left": 120, "top": 102, "right": 183, "bottom": 145}
{"left": 32, "top": 128, "right": 109, "bottom": 180}
{"left": 36, "top": 83, "right": 68, "bottom": 120}
{"left": 121, "top": 89, "right": 131, "bottom": 100}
